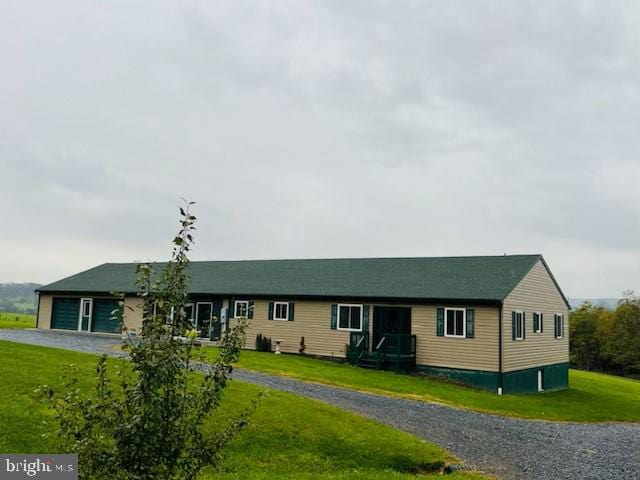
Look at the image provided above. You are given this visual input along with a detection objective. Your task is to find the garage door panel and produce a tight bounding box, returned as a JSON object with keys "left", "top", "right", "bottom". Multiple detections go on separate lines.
{"left": 91, "top": 299, "right": 121, "bottom": 333}
{"left": 51, "top": 298, "right": 80, "bottom": 330}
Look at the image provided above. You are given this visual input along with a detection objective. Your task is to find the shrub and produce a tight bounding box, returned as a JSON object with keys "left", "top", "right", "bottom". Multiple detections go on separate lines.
{"left": 255, "top": 333, "right": 272, "bottom": 352}
{"left": 38, "top": 202, "right": 254, "bottom": 480}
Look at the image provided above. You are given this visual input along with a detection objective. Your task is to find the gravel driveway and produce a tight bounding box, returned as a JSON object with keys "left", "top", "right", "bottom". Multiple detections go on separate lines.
{"left": 2, "top": 329, "right": 639, "bottom": 480}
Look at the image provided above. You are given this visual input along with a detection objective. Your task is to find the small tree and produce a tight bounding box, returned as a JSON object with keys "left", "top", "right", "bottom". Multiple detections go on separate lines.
{"left": 40, "top": 202, "right": 252, "bottom": 480}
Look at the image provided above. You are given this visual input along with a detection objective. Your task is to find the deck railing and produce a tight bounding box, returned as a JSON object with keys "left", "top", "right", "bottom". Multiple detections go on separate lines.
{"left": 376, "top": 333, "right": 416, "bottom": 357}
{"left": 347, "top": 331, "right": 369, "bottom": 363}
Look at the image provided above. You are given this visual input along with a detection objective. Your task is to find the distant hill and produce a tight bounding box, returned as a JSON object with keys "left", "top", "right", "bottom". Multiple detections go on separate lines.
{"left": 569, "top": 298, "right": 620, "bottom": 310}
{"left": 0, "top": 283, "right": 41, "bottom": 314}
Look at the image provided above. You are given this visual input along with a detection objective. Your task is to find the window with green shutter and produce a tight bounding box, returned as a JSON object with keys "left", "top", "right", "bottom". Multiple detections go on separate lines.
{"left": 436, "top": 307, "right": 445, "bottom": 336}
{"left": 233, "top": 300, "right": 249, "bottom": 318}
{"left": 533, "top": 312, "right": 542, "bottom": 333}
{"left": 444, "top": 307, "right": 466, "bottom": 338}
{"left": 363, "top": 305, "right": 369, "bottom": 333}
{"left": 273, "top": 301, "right": 289, "bottom": 321}
{"left": 465, "top": 309, "right": 475, "bottom": 338}
{"left": 512, "top": 311, "right": 524, "bottom": 341}
{"left": 330, "top": 304, "right": 338, "bottom": 330}
{"left": 554, "top": 314, "right": 564, "bottom": 339}
{"left": 336, "top": 304, "right": 363, "bottom": 331}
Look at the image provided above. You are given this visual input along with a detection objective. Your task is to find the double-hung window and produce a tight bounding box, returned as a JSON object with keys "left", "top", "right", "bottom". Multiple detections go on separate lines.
{"left": 445, "top": 308, "right": 465, "bottom": 338}
{"left": 514, "top": 311, "right": 525, "bottom": 340}
{"left": 533, "top": 312, "right": 543, "bottom": 333}
{"left": 337, "top": 304, "right": 362, "bottom": 331}
{"left": 234, "top": 300, "right": 248, "bottom": 318}
{"left": 273, "top": 301, "right": 289, "bottom": 321}
{"left": 554, "top": 314, "right": 564, "bottom": 339}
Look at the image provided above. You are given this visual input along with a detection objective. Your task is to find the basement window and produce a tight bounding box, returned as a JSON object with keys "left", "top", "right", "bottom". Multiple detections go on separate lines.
{"left": 337, "top": 304, "right": 363, "bottom": 331}
{"left": 273, "top": 302, "right": 289, "bottom": 321}
{"left": 445, "top": 308, "right": 466, "bottom": 338}
{"left": 234, "top": 301, "right": 249, "bottom": 318}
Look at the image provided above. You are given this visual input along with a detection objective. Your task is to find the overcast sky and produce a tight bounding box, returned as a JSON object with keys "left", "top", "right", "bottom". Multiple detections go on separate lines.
{"left": 1, "top": 1, "right": 639, "bottom": 297}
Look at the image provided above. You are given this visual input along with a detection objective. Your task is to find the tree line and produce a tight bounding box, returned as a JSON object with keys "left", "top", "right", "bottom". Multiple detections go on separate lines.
{"left": 570, "top": 291, "right": 640, "bottom": 378}
{"left": 0, "top": 282, "right": 40, "bottom": 314}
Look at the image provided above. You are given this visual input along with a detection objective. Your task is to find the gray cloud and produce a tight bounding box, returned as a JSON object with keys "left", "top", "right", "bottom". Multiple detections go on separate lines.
{"left": 1, "top": 0, "right": 639, "bottom": 296}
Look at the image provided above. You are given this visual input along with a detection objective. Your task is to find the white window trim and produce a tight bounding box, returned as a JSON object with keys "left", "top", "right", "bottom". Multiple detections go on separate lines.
{"left": 533, "top": 311, "right": 543, "bottom": 333}
{"left": 78, "top": 298, "right": 93, "bottom": 331}
{"left": 273, "top": 301, "right": 289, "bottom": 321}
{"left": 444, "top": 307, "right": 466, "bottom": 338}
{"left": 234, "top": 300, "right": 249, "bottom": 318}
{"left": 336, "top": 303, "right": 363, "bottom": 332}
{"left": 555, "top": 313, "right": 564, "bottom": 339}
{"left": 514, "top": 311, "right": 525, "bottom": 341}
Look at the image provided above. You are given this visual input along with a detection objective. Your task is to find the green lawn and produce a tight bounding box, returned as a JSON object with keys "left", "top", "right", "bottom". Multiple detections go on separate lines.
{"left": 0, "top": 341, "right": 487, "bottom": 479}
{"left": 0, "top": 312, "right": 35, "bottom": 329}
{"left": 200, "top": 347, "right": 640, "bottom": 422}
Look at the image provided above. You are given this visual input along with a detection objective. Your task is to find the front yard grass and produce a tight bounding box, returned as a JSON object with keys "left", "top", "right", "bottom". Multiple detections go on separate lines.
{"left": 0, "top": 312, "right": 35, "bottom": 329}
{"left": 202, "top": 347, "right": 640, "bottom": 423}
{"left": 0, "top": 340, "right": 487, "bottom": 479}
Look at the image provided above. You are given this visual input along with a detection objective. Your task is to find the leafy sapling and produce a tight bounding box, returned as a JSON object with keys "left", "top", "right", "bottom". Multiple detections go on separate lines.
{"left": 38, "top": 201, "right": 254, "bottom": 480}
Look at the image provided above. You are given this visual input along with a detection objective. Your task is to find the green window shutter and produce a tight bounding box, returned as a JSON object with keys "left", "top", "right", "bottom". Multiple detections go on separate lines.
{"left": 229, "top": 298, "right": 235, "bottom": 319}
{"left": 540, "top": 313, "right": 544, "bottom": 333}
{"left": 465, "top": 309, "right": 475, "bottom": 338}
{"left": 533, "top": 313, "right": 538, "bottom": 333}
{"left": 554, "top": 315, "right": 559, "bottom": 338}
{"left": 522, "top": 312, "right": 526, "bottom": 339}
{"left": 512, "top": 311, "right": 516, "bottom": 341}
{"left": 330, "top": 304, "right": 337, "bottom": 330}
{"left": 436, "top": 307, "right": 444, "bottom": 336}
{"left": 363, "top": 305, "right": 369, "bottom": 333}
{"left": 248, "top": 301, "right": 254, "bottom": 319}
{"left": 268, "top": 302, "right": 274, "bottom": 320}
{"left": 560, "top": 314, "right": 564, "bottom": 338}
{"left": 288, "top": 302, "right": 295, "bottom": 321}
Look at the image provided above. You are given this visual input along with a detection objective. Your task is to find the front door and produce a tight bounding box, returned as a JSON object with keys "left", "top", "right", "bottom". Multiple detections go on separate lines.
{"left": 372, "top": 307, "right": 411, "bottom": 349}
{"left": 196, "top": 302, "right": 213, "bottom": 338}
{"left": 79, "top": 298, "right": 92, "bottom": 331}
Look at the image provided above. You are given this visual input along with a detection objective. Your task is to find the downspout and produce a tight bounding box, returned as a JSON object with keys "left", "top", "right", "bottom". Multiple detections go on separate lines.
{"left": 498, "top": 302, "right": 503, "bottom": 395}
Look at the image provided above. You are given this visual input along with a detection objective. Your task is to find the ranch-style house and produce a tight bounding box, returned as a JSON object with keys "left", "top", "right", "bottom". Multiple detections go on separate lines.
{"left": 35, "top": 254, "right": 570, "bottom": 394}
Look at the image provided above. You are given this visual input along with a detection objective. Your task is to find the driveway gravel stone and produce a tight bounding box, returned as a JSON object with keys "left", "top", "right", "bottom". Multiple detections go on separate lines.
{"left": 2, "top": 329, "right": 639, "bottom": 480}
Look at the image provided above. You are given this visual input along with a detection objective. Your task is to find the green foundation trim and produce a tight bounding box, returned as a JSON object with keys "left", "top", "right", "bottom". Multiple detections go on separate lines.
{"left": 417, "top": 362, "right": 569, "bottom": 394}
{"left": 416, "top": 365, "right": 499, "bottom": 392}
{"left": 502, "top": 362, "right": 569, "bottom": 394}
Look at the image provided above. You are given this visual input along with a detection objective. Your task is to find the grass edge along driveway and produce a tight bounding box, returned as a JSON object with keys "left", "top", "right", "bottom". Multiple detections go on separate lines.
{"left": 0, "top": 340, "right": 488, "bottom": 480}
{"left": 201, "top": 347, "right": 640, "bottom": 423}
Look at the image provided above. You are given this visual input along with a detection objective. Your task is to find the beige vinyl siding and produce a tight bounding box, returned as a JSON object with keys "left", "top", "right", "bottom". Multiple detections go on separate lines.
{"left": 123, "top": 296, "right": 143, "bottom": 332}
{"left": 37, "top": 294, "right": 53, "bottom": 329}
{"left": 230, "top": 300, "right": 352, "bottom": 358}
{"left": 412, "top": 305, "right": 499, "bottom": 372}
{"left": 503, "top": 260, "right": 569, "bottom": 371}
{"left": 233, "top": 299, "right": 499, "bottom": 369}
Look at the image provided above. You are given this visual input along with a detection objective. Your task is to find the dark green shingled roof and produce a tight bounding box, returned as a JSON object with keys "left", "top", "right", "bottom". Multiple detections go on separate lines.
{"left": 37, "top": 255, "right": 559, "bottom": 304}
